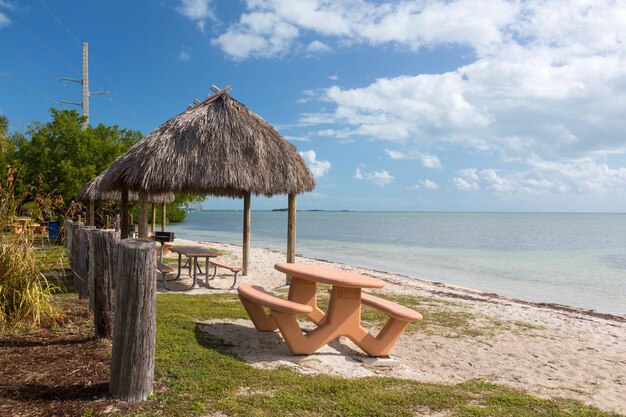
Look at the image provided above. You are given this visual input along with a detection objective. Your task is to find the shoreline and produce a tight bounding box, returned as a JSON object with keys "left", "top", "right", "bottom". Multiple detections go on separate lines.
{"left": 179, "top": 237, "right": 626, "bottom": 322}
{"left": 165, "top": 237, "right": 626, "bottom": 413}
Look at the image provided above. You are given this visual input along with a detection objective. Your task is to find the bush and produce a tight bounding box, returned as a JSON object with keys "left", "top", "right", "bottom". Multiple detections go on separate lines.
{"left": 0, "top": 168, "right": 60, "bottom": 330}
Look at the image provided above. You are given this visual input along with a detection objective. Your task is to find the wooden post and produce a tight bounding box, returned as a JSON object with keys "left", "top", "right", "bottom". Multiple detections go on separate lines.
{"left": 120, "top": 189, "right": 129, "bottom": 239}
{"left": 71, "top": 222, "right": 83, "bottom": 296}
{"left": 161, "top": 203, "right": 166, "bottom": 231}
{"left": 242, "top": 192, "right": 251, "bottom": 276}
{"left": 151, "top": 203, "right": 156, "bottom": 234}
{"left": 110, "top": 238, "right": 157, "bottom": 402}
{"left": 92, "top": 230, "right": 118, "bottom": 339}
{"left": 78, "top": 226, "right": 96, "bottom": 301}
{"left": 64, "top": 219, "right": 73, "bottom": 252}
{"left": 286, "top": 193, "right": 297, "bottom": 285}
{"left": 138, "top": 192, "right": 149, "bottom": 238}
{"left": 88, "top": 200, "right": 95, "bottom": 226}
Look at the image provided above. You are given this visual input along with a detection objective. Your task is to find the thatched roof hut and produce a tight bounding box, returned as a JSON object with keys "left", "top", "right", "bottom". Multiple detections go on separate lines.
{"left": 76, "top": 172, "right": 174, "bottom": 227}
{"left": 100, "top": 87, "right": 315, "bottom": 196}
{"left": 100, "top": 86, "right": 315, "bottom": 275}
{"left": 76, "top": 172, "right": 175, "bottom": 204}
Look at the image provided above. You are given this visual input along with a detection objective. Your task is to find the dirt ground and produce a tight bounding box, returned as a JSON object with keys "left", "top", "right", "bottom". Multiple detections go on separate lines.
{"left": 0, "top": 299, "right": 150, "bottom": 417}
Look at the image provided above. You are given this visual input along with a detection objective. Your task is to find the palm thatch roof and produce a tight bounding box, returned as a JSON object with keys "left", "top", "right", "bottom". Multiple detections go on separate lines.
{"left": 100, "top": 86, "right": 315, "bottom": 197}
{"left": 76, "top": 172, "right": 175, "bottom": 204}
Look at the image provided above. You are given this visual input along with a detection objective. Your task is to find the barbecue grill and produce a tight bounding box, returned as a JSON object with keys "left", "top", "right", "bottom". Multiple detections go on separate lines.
{"left": 154, "top": 231, "right": 175, "bottom": 262}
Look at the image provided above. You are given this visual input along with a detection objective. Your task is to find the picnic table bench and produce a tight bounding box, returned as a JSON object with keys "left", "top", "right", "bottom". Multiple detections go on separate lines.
{"left": 238, "top": 263, "right": 423, "bottom": 357}
{"left": 156, "top": 262, "right": 175, "bottom": 290}
{"left": 208, "top": 259, "right": 242, "bottom": 289}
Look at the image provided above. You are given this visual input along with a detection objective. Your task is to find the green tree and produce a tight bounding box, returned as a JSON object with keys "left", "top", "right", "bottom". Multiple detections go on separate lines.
{"left": 10, "top": 108, "right": 142, "bottom": 202}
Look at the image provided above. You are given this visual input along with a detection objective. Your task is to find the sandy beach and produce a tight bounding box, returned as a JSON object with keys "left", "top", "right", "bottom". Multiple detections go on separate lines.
{"left": 163, "top": 238, "right": 626, "bottom": 414}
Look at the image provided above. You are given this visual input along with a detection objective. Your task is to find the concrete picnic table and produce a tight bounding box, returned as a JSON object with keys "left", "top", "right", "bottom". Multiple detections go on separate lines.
{"left": 239, "top": 263, "right": 421, "bottom": 357}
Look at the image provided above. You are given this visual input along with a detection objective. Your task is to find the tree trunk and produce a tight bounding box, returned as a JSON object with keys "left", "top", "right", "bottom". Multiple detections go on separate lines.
{"left": 286, "top": 193, "right": 297, "bottom": 285}
{"left": 109, "top": 238, "right": 156, "bottom": 402}
{"left": 242, "top": 192, "right": 251, "bottom": 276}
{"left": 92, "top": 230, "right": 118, "bottom": 339}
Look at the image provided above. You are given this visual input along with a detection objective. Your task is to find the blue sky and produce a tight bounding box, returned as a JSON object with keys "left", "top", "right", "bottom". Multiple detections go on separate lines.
{"left": 2, "top": 0, "right": 626, "bottom": 212}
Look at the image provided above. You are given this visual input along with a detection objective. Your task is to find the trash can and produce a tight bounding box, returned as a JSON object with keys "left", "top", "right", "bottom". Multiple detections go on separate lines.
{"left": 48, "top": 221, "right": 60, "bottom": 240}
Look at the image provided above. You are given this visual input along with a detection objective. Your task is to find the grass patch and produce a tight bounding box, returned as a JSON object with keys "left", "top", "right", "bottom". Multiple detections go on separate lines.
{"left": 147, "top": 294, "right": 619, "bottom": 417}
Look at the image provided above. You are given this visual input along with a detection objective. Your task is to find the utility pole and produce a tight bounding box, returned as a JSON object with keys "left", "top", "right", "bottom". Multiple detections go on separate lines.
{"left": 61, "top": 42, "right": 109, "bottom": 130}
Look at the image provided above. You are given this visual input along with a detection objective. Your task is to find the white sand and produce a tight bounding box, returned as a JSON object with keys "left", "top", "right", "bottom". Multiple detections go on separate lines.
{"left": 162, "top": 238, "right": 626, "bottom": 414}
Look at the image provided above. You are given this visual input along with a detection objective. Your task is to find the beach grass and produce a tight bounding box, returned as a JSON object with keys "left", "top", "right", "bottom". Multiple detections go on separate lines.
{"left": 18, "top": 245, "right": 619, "bottom": 416}
{"left": 151, "top": 293, "right": 619, "bottom": 417}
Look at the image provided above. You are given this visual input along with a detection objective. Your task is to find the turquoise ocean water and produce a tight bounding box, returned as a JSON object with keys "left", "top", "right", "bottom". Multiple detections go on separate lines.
{"left": 168, "top": 211, "right": 626, "bottom": 316}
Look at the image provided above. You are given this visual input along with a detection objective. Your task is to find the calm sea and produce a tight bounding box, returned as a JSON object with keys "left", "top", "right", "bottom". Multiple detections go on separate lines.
{"left": 168, "top": 211, "right": 626, "bottom": 316}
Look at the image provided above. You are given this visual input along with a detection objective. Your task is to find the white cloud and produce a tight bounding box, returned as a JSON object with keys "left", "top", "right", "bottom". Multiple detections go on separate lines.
{"left": 306, "top": 40, "right": 331, "bottom": 54}
{"left": 0, "top": 0, "right": 17, "bottom": 28}
{"left": 178, "top": 48, "right": 191, "bottom": 61}
{"left": 453, "top": 176, "right": 479, "bottom": 192}
{"left": 422, "top": 179, "right": 439, "bottom": 190}
{"left": 407, "top": 179, "right": 439, "bottom": 190}
{"left": 453, "top": 159, "right": 626, "bottom": 198}
{"left": 212, "top": 0, "right": 517, "bottom": 59}
{"left": 177, "top": 0, "right": 215, "bottom": 31}
{"left": 299, "top": 150, "right": 331, "bottom": 177}
{"left": 354, "top": 167, "right": 394, "bottom": 186}
{"left": 0, "top": 1, "right": 17, "bottom": 11}
{"left": 240, "top": 1, "right": 626, "bottom": 182}
{"left": 212, "top": 11, "right": 299, "bottom": 60}
{"left": 285, "top": 135, "right": 310, "bottom": 142}
{"left": 328, "top": 74, "right": 339, "bottom": 81}
{"left": 385, "top": 149, "right": 442, "bottom": 168}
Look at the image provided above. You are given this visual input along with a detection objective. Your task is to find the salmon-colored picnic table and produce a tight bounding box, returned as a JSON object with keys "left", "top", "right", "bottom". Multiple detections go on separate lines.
{"left": 238, "top": 263, "right": 422, "bottom": 357}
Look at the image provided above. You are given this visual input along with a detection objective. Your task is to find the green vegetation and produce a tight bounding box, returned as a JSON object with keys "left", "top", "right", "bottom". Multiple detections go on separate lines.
{"left": 0, "top": 173, "right": 60, "bottom": 330}
{"left": 1, "top": 110, "right": 202, "bottom": 224}
{"left": 3, "top": 245, "right": 616, "bottom": 416}
{"left": 149, "top": 294, "right": 617, "bottom": 417}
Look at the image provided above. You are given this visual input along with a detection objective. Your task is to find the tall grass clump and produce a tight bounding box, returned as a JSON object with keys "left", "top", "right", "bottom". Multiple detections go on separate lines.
{"left": 0, "top": 168, "right": 60, "bottom": 330}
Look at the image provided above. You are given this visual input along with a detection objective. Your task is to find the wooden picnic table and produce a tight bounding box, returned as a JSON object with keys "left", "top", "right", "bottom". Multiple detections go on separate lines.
{"left": 169, "top": 247, "right": 221, "bottom": 290}
{"left": 238, "top": 263, "right": 420, "bottom": 357}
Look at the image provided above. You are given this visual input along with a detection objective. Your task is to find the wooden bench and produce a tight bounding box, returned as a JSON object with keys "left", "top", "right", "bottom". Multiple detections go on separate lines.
{"left": 361, "top": 293, "right": 423, "bottom": 321}
{"left": 238, "top": 284, "right": 313, "bottom": 332}
{"left": 208, "top": 259, "right": 243, "bottom": 289}
{"left": 157, "top": 262, "right": 174, "bottom": 291}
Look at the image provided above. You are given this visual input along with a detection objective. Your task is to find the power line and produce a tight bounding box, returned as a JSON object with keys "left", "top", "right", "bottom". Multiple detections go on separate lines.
{"left": 0, "top": 42, "right": 59, "bottom": 80}
{"left": 36, "top": 0, "right": 81, "bottom": 44}
{"left": 1, "top": 10, "right": 77, "bottom": 71}
{"left": 35, "top": 1, "right": 144, "bottom": 127}
{"left": 0, "top": 73, "right": 59, "bottom": 104}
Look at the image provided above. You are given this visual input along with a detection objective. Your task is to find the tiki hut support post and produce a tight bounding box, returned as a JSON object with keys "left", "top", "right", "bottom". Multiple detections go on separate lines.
{"left": 243, "top": 191, "right": 251, "bottom": 276}
{"left": 161, "top": 203, "right": 166, "bottom": 231}
{"left": 88, "top": 200, "right": 95, "bottom": 226}
{"left": 151, "top": 203, "right": 156, "bottom": 234}
{"left": 120, "top": 189, "right": 129, "bottom": 239}
{"left": 138, "top": 192, "right": 149, "bottom": 238}
{"left": 286, "top": 193, "right": 297, "bottom": 285}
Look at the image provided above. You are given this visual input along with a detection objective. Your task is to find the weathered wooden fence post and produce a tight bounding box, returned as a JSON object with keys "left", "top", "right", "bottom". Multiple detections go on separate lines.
{"left": 64, "top": 219, "right": 73, "bottom": 252}
{"left": 109, "top": 239, "right": 157, "bottom": 401}
{"left": 91, "top": 230, "right": 118, "bottom": 339}
{"left": 78, "top": 226, "right": 96, "bottom": 300}
{"left": 71, "top": 222, "right": 83, "bottom": 295}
